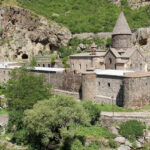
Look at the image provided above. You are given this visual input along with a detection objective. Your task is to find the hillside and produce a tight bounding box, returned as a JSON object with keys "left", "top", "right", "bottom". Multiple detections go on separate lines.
{"left": 10, "top": 0, "right": 150, "bottom": 33}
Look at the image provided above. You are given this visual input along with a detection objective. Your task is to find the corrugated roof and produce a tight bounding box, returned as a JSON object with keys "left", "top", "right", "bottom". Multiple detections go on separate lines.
{"left": 94, "top": 69, "right": 134, "bottom": 77}
{"left": 113, "top": 12, "right": 132, "bottom": 35}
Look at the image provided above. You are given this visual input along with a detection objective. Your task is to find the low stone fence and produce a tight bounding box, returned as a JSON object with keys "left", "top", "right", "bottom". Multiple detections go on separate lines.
{"left": 100, "top": 112, "right": 150, "bottom": 127}
{"left": 73, "top": 32, "right": 112, "bottom": 39}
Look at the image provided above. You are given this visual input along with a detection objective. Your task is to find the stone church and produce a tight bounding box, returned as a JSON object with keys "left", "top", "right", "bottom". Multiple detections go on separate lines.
{"left": 70, "top": 12, "right": 147, "bottom": 73}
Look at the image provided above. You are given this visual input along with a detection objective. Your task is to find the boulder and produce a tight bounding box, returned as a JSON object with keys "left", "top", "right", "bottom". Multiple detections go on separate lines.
{"left": 125, "top": 140, "right": 132, "bottom": 147}
{"left": 136, "top": 140, "right": 142, "bottom": 148}
{"left": 115, "top": 136, "right": 126, "bottom": 144}
{"left": 109, "top": 126, "right": 119, "bottom": 135}
{"left": 138, "top": 137, "right": 145, "bottom": 144}
{"left": 145, "top": 130, "right": 150, "bottom": 141}
{"left": 117, "top": 145, "right": 131, "bottom": 150}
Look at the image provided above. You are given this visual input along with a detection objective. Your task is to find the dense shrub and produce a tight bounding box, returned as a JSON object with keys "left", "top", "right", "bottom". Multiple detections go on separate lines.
{"left": 70, "top": 138, "right": 85, "bottom": 150}
{"left": 119, "top": 120, "right": 146, "bottom": 141}
{"left": 109, "top": 139, "right": 118, "bottom": 149}
{"left": 11, "top": 129, "right": 29, "bottom": 145}
{"left": 82, "top": 100, "right": 101, "bottom": 124}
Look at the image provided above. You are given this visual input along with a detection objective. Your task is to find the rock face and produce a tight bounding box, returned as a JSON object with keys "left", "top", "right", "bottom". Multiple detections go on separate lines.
{"left": 109, "top": 0, "right": 150, "bottom": 9}
{"left": 0, "top": 7, "right": 72, "bottom": 61}
{"left": 132, "top": 27, "right": 150, "bottom": 70}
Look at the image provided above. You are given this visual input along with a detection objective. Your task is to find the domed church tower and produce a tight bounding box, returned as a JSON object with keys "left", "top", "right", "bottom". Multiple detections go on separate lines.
{"left": 112, "top": 12, "right": 132, "bottom": 50}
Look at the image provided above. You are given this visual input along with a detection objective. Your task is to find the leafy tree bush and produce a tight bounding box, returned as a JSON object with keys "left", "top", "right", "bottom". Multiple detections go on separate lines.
{"left": 5, "top": 67, "right": 52, "bottom": 111}
{"left": 5, "top": 67, "right": 52, "bottom": 135}
{"left": 11, "top": 129, "right": 29, "bottom": 145}
{"left": 81, "top": 100, "right": 101, "bottom": 124}
{"left": 23, "top": 95, "right": 90, "bottom": 148}
{"left": 119, "top": 120, "right": 146, "bottom": 141}
{"left": 70, "top": 138, "right": 85, "bottom": 150}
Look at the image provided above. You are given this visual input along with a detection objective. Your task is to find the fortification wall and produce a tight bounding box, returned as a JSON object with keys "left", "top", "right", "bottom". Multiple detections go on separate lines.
{"left": 123, "top": 76, "right": 150, "bottom": 108}
{"left": 82, "top": 72, "right": 97, "bottom": 100}
{"left": 95, "top": 75, "right": 123, "bottom": 106}
{"left": 0, "top": 68, "right": 82, "bottom": 98}
{"left": 33, "top": 70, "right": 82, "bottom": 93}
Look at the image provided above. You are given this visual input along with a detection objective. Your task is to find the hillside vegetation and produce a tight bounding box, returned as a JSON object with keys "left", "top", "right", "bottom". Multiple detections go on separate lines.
{"left": 13, "top": 0, "right": 150, "bottom": 33}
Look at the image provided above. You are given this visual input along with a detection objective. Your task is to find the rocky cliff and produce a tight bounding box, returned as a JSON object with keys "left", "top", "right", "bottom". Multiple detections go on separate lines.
{"left": 0, "top": 7, "right": 72, "bottom": 61}
{"left": 109, "top": 0, "right": 150, "bottom": 9}
{"left": 132, "top": 27, "right": 150, "bottom": 70}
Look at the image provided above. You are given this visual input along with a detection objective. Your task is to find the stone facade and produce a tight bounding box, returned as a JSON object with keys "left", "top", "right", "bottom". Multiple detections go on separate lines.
{"left": 105, "top": 51, "right": 116, "bottom": 69}
{"left": 123, "top": 74, "right": 150, "bottom": 108}
{"left": 96, "top": 75, "right": 123, "bottom": 106}
{"left": 112, "top": 34, "right": 132, "bottom": 49}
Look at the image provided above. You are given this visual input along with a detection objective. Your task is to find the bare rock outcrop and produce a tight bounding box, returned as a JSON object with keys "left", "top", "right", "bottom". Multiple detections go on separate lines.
{"left": 132, "top": 27, "right": 150, "bottom": 70}
{"left": 109, "top": 0, "right": 150, "bottom": 9}
{"left": 0, "top": 7, "right": 72, "bottom": 61}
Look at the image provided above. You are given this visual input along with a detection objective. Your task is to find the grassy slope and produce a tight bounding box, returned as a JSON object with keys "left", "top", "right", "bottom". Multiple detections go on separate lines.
{"left": 15, "top": 0, "right": 150, "bottom": 33}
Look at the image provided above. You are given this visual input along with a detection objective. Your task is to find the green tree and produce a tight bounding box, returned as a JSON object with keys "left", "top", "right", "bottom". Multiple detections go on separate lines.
{"left": 23, "top": 95, "right": 90, "bottom": 148}
{"left": 5, "top": 67, "right": 52, "bottom": 131}
{"left": 82, "top": 100, "right": 101, "bottom": 125}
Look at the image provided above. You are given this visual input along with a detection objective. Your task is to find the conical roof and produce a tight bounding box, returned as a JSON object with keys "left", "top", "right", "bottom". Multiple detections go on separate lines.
{"left": 113, "top": 12, "right": 132, "bottom": 35}
{"left": 91, "top": 42, "right": 97, "bottom": 48}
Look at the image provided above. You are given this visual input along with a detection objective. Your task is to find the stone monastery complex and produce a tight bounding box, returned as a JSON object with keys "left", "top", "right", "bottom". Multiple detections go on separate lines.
{"left": 0, "top": 12, "right": 150, "bottom": 108}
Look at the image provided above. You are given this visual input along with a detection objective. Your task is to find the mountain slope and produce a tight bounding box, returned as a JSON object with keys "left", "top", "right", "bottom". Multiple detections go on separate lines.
{"left": 13, "top": 0, "right": 150, "bottom": 33}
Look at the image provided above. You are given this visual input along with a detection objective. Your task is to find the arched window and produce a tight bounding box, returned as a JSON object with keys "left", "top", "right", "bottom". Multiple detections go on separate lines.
{"left": 109, "top": 58, "right": 112, "bottom": 64}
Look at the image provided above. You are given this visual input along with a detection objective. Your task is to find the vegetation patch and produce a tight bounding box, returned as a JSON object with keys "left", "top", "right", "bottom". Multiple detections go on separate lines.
{"left": 75, "top": 125, "right": 114, "bottom": 139}
{"left": 15, "top": 0, "right": 150, "bottom": 33}
{"left": 119, "top": 120, "right": 146, "bottom": 141}
{"left": 95, "top": 104, "right": 133, "bottom": 112}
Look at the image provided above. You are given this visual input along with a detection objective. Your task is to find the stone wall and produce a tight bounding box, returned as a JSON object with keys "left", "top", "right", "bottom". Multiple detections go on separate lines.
{"left": 126, "top": 50, "right": 147, "bottom": 72}
{"left": 123, "top": 76, "right": 150, "bottom": 108}
{"left": 109, "top": 0, "right": 150, "bottom": 9}
{"left": 33, "top": 70, "right": 82, "bottom": 93}
{"left": 70, "top": 57, "right": 92, "bottom": 72}
{"left": 95, "top": 75, "right": 124, "bottom": 106}
{"left": 82, "top": 72, "right": 97, "bottom": 100}
{"left": 73, "top": 32, "right": 112, "bottom": 39}
{"left": 100, "top": 112, "right": 150, "bottom": 128}
{"left": 0, "top": 68, "right": 82, "bottom": 98}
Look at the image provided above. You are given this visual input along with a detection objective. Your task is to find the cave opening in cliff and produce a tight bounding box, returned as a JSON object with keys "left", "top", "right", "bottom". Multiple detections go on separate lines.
{"left": 22, "top": 54, "right": 28, "bottom": 59}
{"left": 139, "top": 38, "right": 147, "bottom": 46}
